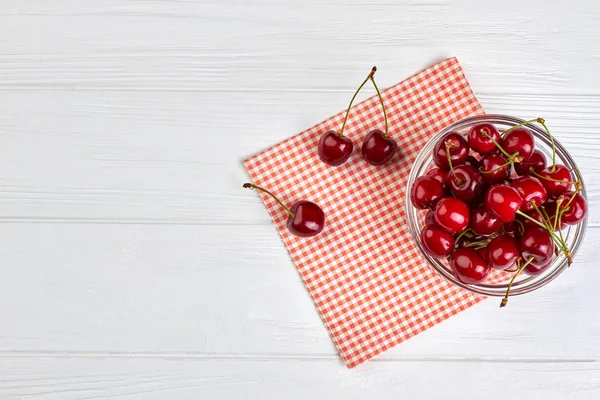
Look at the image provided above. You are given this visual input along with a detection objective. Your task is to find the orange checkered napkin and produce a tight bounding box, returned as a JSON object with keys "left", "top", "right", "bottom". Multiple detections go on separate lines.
{"left": 245, "top": 58, "right": 486, "bottom": 368}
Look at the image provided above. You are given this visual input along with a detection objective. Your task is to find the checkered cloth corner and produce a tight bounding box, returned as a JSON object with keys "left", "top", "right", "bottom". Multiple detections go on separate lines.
{"left": 245, "top": 57, "right": 486, "bottom": 368}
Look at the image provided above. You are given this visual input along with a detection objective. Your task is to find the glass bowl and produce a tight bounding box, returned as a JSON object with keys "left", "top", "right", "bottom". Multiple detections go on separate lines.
{"left": 405, "top": 115, "right": 588, "bottom": 297}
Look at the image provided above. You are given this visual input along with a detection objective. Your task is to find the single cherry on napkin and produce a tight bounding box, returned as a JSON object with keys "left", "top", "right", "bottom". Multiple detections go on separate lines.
{"left": 361, "top": 68, "right": 397, "bottom": 166}
{"left": 243, "top": 183, "right": 325, "bottom": 237}
{"left": 318, "top": 67, "right": 375, "bottom": 166}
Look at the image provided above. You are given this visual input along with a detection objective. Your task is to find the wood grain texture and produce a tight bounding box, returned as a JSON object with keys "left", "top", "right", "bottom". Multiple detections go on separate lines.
{"left": 0, "top": 224, "right": 598, "bottom": 361}
{"left": 0, "top": 358, "right": 598, "bottom": 400}
{"left": 0, "top": 92, "right": 599, "bottom": 224}
{"left": 1, "top": 0, "right": 600, "bottom": 397}
{"left": 1, "top": 1, "right": 600, "bottom": 94}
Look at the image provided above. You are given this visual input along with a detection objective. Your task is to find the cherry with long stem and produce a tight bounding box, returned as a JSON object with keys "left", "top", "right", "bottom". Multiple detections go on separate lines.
{"left": 500, "top": 256, "right": 534, "bottom": 307}
{"left": 243, "top": 183, "right": 325, "bottom": 238}
{"left": 361, "top": 67, "right": 397, "bottom": 166}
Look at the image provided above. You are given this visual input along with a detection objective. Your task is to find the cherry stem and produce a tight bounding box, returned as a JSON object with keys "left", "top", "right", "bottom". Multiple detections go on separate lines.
{"left": 516, "top": 210, "right": 563, "bottom": 249}
{"left": 243, "top": 183, "right": 294, "bottom": 217}
{"left": 553, "top": 196, "right": 564, "bottom": 232}
{"left": 500, "top": 256, "right": 534, "bottom": 307}
{"left": 501, "top": 118, "right": 540, "bottom": 137}
{"left": 465, "top": 241, "right": 489, "bottom": 248}
{"left": 529, "top": 168, "right": 578, "bottom": 185}
{"left": 481, "top": 132, "right": 512, "bottom": 159}
{"left": 370, "top": 73, "right": 389, "bottom": 137}
{"left": 513, "top": 217, "right": 525, "bottom": 234}
{"left": 572, "top": 169, "right": 584, "bottom": 192}
{"left": 444, "top": 141, "right": 461, "bottom": 182}
{"left": 563, "top": 190, "right": 578, "bottom": 209}
{"left": 519, "top": 206, "right": 571, "bottom": 263}
{"left": 516, "top": 210, "right": 545, "bottom": 229}
{"left": 454, "top": 228, "right": 471, "bottom": 244}
{"left": 537, "top": 118, "right": 557, "bottom": 171}
{"left": 479, "top": 158, "right": 514, "bottom": 175}
{"left": 339, "top": 67, "right": 376, "bottom": 137}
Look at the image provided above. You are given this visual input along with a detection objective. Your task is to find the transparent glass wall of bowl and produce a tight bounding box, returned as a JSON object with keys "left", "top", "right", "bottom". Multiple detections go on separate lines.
{"left": 405, "top": 115, "right": 587, "bottom": 297}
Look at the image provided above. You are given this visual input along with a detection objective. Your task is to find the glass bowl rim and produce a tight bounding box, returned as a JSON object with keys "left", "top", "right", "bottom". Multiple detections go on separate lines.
{"left": 405, "top": 114, "right": 588, "bottom": 297}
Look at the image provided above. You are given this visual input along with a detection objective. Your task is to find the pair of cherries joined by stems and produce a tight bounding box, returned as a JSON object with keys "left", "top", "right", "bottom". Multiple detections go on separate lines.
{"left": 318, "top": 67, "right": 397, "bottom": 167}
{"left": 411, "top": 118, "right": 587, "bottom": 307}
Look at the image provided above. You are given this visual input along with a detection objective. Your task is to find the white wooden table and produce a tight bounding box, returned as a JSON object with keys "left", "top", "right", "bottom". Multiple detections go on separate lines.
{"left": 1, "top": 1, "right": 599, "bottom": 398}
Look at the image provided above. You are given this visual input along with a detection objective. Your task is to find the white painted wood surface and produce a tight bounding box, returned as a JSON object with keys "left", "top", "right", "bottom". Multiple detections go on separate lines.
{"left": 1, "top": 0, "right": 599, "bottom": 398}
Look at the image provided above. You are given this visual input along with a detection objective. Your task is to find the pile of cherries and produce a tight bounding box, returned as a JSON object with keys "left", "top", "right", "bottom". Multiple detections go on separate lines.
{"left": 410, "top": 118, "right": 587, "bottom": 306}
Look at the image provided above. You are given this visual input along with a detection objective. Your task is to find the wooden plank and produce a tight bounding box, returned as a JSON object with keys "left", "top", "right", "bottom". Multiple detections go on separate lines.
{"left": 0, "top": 1, "right": 599, "bottom": 93}
{"left": 0, "top": 357, "right": 597, "bottom": 399}
{"left": 0, "top": 223, "right": 598, "bottom": 360}
{"left": 0, "top": 92, "right": 598, "bottom": 224}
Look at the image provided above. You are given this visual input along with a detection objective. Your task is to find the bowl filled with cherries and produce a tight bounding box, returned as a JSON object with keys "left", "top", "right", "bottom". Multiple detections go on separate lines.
{"left": 406, "top": 115, "right": 587, "bottom": 306}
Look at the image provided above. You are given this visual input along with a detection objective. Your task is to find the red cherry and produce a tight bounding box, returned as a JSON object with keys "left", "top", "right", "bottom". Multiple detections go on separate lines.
{"left": 361, "top": 129, "right": 397, "bottom": 166}
{"left": 470, "top": 206, "right": 502, "bottom": 236}
{"left": 560, "top": 192, "right": 587, "bottom": 225}
{"left": 420, "top": 224, "right": 455, "bottom": 258}
{"left": 426, "top": 168, "right": 449, "bottom": 192}
{"left": 486, "top": 235, "right": 520, "bottom": 270}
{"left": 433, "top": 133, "right": 469, "bottom": 170}
{"left": 538, "top": 165, "right": 573, "bottom": 197}
{"left": 362, "top": 69, "right": 397, "bottom": 166}
{"left": 243, "top": 183, "right": 325, "bottom": 238}
{"left": 500, "top": 127, "right": 535, "bottom": 160}
{"left": 462, "top": 155, "right": 480, "bottom": 169}
{"left": 479, "top": 153, "right": 510, "bottom": 183}
{"left": 450, "top": 247, "right": 491, "bottom": 284}
{"left": 448, "top": 164, "right": 484, "bottom": 203}
{"left": 514, "top": 150, "right": 546, "bottom": 176}
{"left": 410, "top": 176, "right": 444, "bottom": 210}
{"left": 467, "top": 122, "right": 501, "bottom": 154}
{"left": 524, "top": 259, "right": 553, "bottom": 276}
{"left": 511, "top": 176, "right": 547, "bottom": 212}
{"left": 434, "top": 197, "right": 470, "bottom": 234}
{"left": 318, "top": 130, "right": 354, "bottom": 166}
{"left": 520, "top": 226, "right": 554, "bottom": 266}
{"left": 485, "top": 185, "right": 524, "bottom": 223}
{"left": 288, "top": 201, "right": 326, "bottom": 237}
